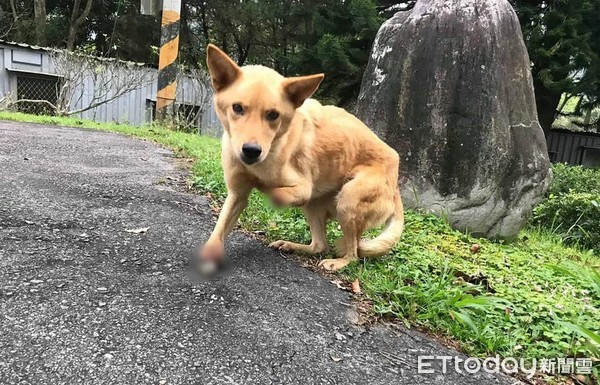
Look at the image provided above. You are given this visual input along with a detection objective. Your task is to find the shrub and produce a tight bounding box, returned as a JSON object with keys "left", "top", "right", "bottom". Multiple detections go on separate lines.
{"left": 548, "top": 163, "right": 600, "bottom": 196}
{"left": 533, "top": 192, "right": 600, "bottom": 252}
{"left": 532, "top": 163, "right": 600, "bottom": 252}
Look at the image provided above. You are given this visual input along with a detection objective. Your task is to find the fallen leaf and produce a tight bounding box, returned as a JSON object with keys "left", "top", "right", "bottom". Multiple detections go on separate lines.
{"left": 330, "top": 280, "right": 346, "bottom": 290}
{"left": 330, "top": 354, "right": 343, "bottom": 362}
{"left": 470, "top": 243, "right": 481, "bottom": 253}
{"left": 125, "top": 227, "right": 150, "bottom": 234}
{"left": 351, "top": 279, "right": 361, "bottom": 294}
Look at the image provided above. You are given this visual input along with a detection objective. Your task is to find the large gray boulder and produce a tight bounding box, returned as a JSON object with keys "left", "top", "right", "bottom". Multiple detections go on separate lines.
{"left": 355, "top": 0, "right": 552, "bottom": 239}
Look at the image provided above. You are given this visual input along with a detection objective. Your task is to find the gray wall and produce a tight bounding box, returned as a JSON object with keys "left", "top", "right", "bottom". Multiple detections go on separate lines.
{"left": 547, "top": 129, "right": 600, "bottom": 167}
{"left": 0, "top": 42, "right": 221, "bottom": 136}
{"left": 0, "top": 48, "right": 6, "bottom": 97}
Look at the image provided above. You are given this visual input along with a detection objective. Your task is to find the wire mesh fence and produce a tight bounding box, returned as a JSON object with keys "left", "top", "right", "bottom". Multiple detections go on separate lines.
{"left": 12, "top": 73, "right": 63, "bottom": 115}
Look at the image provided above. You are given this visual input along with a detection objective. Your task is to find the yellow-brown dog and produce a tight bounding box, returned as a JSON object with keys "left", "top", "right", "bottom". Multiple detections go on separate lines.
{"left": 200, "top": 44, "right": 404, "bottom": 271}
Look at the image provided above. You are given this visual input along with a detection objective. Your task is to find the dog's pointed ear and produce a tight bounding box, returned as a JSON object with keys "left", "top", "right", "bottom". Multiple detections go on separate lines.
{"left": 206, "top": 44, "right": 241, "bottom": 91}
{"left": 282, "top": 74, "right": 324, "bottom": 108}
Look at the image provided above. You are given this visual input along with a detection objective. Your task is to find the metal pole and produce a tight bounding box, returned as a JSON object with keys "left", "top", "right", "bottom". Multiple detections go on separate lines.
{"left": 156, "top": 0, "right": 181, "bottom": 121}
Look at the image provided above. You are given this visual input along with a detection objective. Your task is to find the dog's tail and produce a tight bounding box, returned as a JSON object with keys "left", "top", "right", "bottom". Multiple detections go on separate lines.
{"left": 359, "top": 191, "right": 404, "bottom": 258}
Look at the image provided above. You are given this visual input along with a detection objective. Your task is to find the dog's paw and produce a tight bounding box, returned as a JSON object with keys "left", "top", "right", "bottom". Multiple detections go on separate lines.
{"left": 318, "top": 258, "right": 352, "bottom": 271}
{"left": 198, "top": 241, "right": 225, "bottom": 276}
{"left": 200, "top": 241, "right": 224, "bottom": 261}
{"left": 269, "top": 240, "right": 294, "bottom": 252}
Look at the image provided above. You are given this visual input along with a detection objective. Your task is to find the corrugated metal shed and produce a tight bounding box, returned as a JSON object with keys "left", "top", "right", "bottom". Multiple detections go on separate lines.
{"left": 547, "top": 129, "right": 600, "bottom": 167}
{"left": 0, "top": 40, "right": 221, "bottom": 135}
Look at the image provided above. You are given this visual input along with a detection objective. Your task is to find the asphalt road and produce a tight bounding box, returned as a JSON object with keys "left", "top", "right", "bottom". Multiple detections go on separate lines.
{"left": 0, "top": 121, "right": 513, "bottom": 385}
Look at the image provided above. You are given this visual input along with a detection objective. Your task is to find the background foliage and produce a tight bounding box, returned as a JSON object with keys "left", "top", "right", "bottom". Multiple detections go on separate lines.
{"left": 1, "top": 0, "right": 598, "bottom": 124}
{"left": 511, "top": 0, "right": 600, "bottom": 135}
{"left": 532, "top": 163, "right": 600, "bottom": 252}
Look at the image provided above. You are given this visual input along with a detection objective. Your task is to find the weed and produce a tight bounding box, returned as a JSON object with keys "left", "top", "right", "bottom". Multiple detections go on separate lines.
{"left": 1, "top": 112, "right": 598, "bottom": 376}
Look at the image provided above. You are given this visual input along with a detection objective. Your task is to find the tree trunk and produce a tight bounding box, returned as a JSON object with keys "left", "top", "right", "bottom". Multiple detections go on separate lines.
{"left": 9, "top": 0, "right": 18, "bottom": 21}
{"left": 67, "top": 0, "right": 82, "bottom": 50}
{"left": 583, "top": 107, "right": 592, "bottom": 126}
{"left": 33, "top": 0, "right": 47, "bottom": 46}
{"left": 532, "top": 77, "right": 561, "bottom": 137}
{"left": 67, "top": 0, "right": 93, "bottom": 50}
{"left": 232, "top": 34, "right": 249, "bottom": 66}
{"left": 200, "top": 4, "right": 209, "bottom": 42}
{"left": 7, "top": 0, "right": 21, "bottom": 41}
{"left": 237, "top": 44, "right": 250, "bottom": 66}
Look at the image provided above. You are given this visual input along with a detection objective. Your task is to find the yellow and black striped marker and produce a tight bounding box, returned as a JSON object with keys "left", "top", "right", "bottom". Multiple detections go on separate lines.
{"left": 156, "top": 0, "right": 182, "bottom": 119}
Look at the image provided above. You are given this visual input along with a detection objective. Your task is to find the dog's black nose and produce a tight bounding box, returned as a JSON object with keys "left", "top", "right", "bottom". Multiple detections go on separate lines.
{"left": 241, "top": 143, "right": 262, "bottom": 164}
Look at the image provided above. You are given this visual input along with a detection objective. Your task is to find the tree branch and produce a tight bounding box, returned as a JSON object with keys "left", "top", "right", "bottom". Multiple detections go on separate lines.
{"left": 11, "top": 99, "right": 60, "bottom": 113}
{"left": 8, "top": 0, "right": 18, "bottom": 22}
{"left": 76, "top": 0, "right": 93, "bottom": 27}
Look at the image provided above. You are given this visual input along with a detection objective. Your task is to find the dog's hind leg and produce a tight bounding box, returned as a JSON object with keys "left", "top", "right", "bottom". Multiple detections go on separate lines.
{"left": 269, "top": 195, "right": 334, "bottom": 255}
{"left": 319, "top": 167, "right": 395, "bottom": 271}
{"left": 333, "top": 236, "right": 347, "bottom": 257}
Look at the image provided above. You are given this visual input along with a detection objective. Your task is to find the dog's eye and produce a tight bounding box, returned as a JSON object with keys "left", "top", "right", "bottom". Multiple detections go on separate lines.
{"left": 266, "top": 110, "right": 280, "bottom": 121}
{"left": 232, "top": 103, "right": 244, "bottom": 115}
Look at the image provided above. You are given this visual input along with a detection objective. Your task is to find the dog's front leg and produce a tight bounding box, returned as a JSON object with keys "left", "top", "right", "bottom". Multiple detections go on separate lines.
{"left": 200, "top": 188, "right": 251, "bottom": 265}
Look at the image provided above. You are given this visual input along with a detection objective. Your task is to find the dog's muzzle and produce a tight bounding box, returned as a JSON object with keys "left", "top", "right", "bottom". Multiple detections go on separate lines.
{"left": 240, "top": 143, "right": 262, "bottom": 165}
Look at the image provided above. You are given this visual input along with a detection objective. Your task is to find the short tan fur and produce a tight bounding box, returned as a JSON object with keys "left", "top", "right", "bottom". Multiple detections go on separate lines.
{"left": 201, "top": 44, "right": 404, "bottom": 271}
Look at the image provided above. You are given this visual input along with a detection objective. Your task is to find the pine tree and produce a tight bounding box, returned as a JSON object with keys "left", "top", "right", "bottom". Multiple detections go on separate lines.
{"left": 512, "top": 0, "right": 600, "bottom": 135}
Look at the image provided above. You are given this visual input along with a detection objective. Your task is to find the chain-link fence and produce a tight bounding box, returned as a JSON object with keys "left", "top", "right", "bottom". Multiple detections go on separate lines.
{"left": 12, "top": 73, "right": 63, "bottom": 115}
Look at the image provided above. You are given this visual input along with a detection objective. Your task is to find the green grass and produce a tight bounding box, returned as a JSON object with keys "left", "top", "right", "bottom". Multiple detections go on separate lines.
{"left": 2, "top": 112, "right": 599, "bottom": 377}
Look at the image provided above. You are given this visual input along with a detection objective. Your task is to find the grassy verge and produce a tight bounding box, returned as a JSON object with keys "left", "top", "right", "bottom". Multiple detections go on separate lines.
{"left": 2, "top": 112, "right": 598, "bottom": 380}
